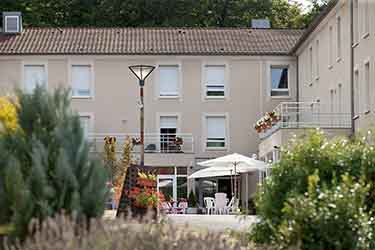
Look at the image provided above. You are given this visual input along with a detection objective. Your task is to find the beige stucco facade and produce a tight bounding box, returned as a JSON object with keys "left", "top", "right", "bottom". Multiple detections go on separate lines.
{"left": 0, "top": 55, "right": 297, "bottom": 168}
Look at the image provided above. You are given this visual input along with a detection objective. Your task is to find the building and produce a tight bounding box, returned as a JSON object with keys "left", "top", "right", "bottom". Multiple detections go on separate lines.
{"left": 0, "top": 0, "right": 373, "bottom": 207}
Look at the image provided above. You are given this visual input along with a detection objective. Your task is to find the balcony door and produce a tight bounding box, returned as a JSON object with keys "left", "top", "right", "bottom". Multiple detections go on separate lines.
{"left": 160, "top": 116, "right": 178, "bottom": 153}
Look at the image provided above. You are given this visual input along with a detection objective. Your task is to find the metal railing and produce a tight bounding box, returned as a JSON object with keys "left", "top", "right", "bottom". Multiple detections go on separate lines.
{"left": 88, "top": 133, "right": 194, "bottom": 154}
{"left": 259, "top": 102, "right": 352, "bottom": 139}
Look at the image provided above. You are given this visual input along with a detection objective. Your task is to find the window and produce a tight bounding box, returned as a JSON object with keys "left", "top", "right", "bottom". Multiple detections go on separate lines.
{"left": 204, "top": 65, "right": 225, "bottom": 97}
{"left": 354, "top": 70, "right": 359, "bottom": 116}
{"left": 24, "top": 64, "right": 47, "bottom": 93}
{"left": 71, "top": 65, "right": 92, "bottom": 97}
{"left": 4, "top": 16, "right": 20, "bottom": 33}
{"left": 338, "top": 84, "right": 342, "bottom": 114}
{"left": 79, "top": 115, "right": 91, "bottom": 138}
{"left": 337, "top": 17, "right": 341, "bottom": 59}
{"left": 206, "top": 116, "right": 226, "bottom": 148}
{"left": 271, "top": 66, "right": 289, "bottom": 96}
{"left": 316, "top": 40, "right": 319, "bottom": 79}
{"left": 159, "top": 65, "right": 179, "bottom": 97}
{"left": 309, "top": 47, "right": 313, "bottom": 82}
{"left": 365, "top": 62, "right": 370, "bottom": 111}
{"left": 160, "top": 116, "right": 178, "bottom": 153}
{"left": 353, "top": 0, "right": 359, "bottom": 44}
{"left": 363, "top": 0, "right": 369, "bottom": 36}
{"left": 329, "top": 26, "right": 333, "bottom": 67}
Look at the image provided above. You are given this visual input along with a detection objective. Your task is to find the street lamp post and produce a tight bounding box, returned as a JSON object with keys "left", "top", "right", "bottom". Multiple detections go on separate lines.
{"left": 129, "top": 65, "right": 155, "bottom": 167}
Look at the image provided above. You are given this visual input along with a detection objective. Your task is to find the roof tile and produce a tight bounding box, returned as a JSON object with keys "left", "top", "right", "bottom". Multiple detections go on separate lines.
{"left": 0, "top": 27, "right": 303, "bottom": 55}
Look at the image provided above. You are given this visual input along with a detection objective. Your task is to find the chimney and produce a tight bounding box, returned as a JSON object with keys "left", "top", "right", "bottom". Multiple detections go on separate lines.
{"left": 251, "top": 19, "right": 271, "bottom": 29}
{"left": 2, "top": 12, "right": 22, "bottom": 34}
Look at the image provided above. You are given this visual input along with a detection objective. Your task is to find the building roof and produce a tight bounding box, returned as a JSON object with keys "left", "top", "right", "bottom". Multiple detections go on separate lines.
{"left": 0, "top": 27, "right": 303, "bottom": 56}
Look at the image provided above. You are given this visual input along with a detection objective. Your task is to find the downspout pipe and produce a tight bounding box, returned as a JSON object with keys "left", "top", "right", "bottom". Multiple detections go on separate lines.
{"left": 350, "top": 0, "right": 355, "bottom": 135}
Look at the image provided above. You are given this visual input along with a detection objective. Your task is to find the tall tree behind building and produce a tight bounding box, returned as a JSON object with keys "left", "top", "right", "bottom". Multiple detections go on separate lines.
{"left": 0, "top": 0, "right": 327, "bottom": 28}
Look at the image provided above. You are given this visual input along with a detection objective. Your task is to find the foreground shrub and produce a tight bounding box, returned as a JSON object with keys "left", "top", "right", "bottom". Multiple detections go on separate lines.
{"left": 5, "top": 215, "right": 247, "bottom": 250}
{"left": 0, "top": 87, "right": 108, "bottom": 239}
{"left": 278, "top": 174, "right": 374, "bottom": 250}
{"left": 252, "top": 130, "right": 375, "bottom": 249}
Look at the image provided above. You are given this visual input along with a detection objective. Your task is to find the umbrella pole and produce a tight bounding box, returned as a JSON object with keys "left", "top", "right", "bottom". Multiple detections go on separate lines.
{"left": 230, "top": 169, "right": 234, "bottom": 197}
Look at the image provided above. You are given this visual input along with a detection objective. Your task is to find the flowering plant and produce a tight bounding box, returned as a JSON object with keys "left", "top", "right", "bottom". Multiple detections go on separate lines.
{"left": 128, "top": 186, "right": 165, "bottom": 208}
{"left": 0, "top": 96, "right": 18, "bottom": 133}
{"left": 127, "top": 171, "right": 164, "bottom": 208}
{"left": 132, "top": 137, "right": 141, "bottom": 145}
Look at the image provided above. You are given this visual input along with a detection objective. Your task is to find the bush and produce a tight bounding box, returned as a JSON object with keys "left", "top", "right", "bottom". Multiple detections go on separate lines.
{"left": 0, "top": 87, "right": 108, "bottom": 240}
{"left": 5, "top": 215, "right": 247, "bottom": 250}
{"left": 252, "top": 130, "right": 375, "bottom": 249}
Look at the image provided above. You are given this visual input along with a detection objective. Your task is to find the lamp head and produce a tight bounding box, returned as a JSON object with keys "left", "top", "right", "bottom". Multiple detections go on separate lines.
{"left": 129, "top": 65, "right": 155, "bottom": 85}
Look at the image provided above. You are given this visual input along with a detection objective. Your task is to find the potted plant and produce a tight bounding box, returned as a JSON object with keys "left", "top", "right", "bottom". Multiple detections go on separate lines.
{"left": 186, "top": 191, "right": 198, "bottom": 214}
{"left": 254, "top": 122, "right": 262, "bottom": 133}
{"left": 175, "top": 137, "right": 183, "bottom": 145}
{"left": 132, "top": 137, "right": 141, "bottom": 145}
{"left": 127, "top": 172, "right": 164, "bottom": 218}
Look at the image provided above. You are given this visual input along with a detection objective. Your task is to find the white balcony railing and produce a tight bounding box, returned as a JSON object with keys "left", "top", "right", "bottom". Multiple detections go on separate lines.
{"left": 259, "top": 102, "right": 352, "bottom": 139}
{"left": 88, "top": 133, "right": 194, "bottom": 154}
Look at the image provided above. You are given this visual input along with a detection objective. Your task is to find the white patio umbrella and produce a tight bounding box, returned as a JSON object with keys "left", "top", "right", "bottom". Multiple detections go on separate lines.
{"left": 193, "top": 153, "right": 268, "bottom": 199}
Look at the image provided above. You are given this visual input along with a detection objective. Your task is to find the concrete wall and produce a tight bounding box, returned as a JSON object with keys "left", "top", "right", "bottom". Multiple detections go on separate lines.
{"left": 352, "top": 0, "right": 375, "bottom": 131}
{"left": 296, "top": 0, "right": 351, "bottom": 115}
{"left": 0, "top": 54, "right": 297, "bottom": 166}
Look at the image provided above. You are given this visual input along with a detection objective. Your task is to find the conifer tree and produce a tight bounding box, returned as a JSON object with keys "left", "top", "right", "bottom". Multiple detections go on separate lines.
{"left": 0, "top": 86, "right": 108, "bottom": 239}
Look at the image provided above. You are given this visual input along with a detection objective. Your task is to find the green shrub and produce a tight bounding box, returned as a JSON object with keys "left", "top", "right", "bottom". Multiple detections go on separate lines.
{"left": 0, "top": 87, "right": 108, "bottom": 240}
{"left": 278, "top": 174, "right": 374, "bottom": 250}
{"left": 252, "top": 129, "right": 375, "bottom": 249}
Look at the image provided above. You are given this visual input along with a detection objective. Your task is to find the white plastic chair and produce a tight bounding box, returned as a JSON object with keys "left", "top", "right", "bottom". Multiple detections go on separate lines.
{"left": 177, "top": 201, "right": 188, "bottom": 214}
{"left": 224, "top": 197, "right": 235, "bottom": 214}
{"left": 160, "top": 202, "right": 172, "bottom": 214}
{"left": 214, "top": 193, "right": 227, "bottom": 214}
{"left": 204, "top": 197, "right": 215, "bottom": 215}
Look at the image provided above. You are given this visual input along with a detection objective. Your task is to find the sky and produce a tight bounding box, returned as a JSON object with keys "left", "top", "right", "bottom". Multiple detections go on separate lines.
{"left": 290, "top": 0, "right": 313, "bottom": 13}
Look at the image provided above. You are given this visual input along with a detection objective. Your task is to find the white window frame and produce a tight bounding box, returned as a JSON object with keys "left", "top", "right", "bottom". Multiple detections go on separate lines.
{"left": 336, "top": 16, "right": 342, "bottom": 61}
{"left": 270, "top": 65, "right": 290, "bottom": 98}
{"left": 78, "top": 112, "right": 94, "bottom": 138}
{"left": 202, "top": 62, "right": 229, "bottom": 100}
{"left": 22, "top": 61, "right": 48, "bottom": 93}
{"left": 203, "top": 113, "right": 229, "bottom": 151}
{"left": 362, "top": 0, "right": 370, "bottom": 39}
{"left": 4, "top": 15, "right": 20, "bottom": 33}
{"left": 68, "top": 60, "right": 95, "bottom": 99}
{"left": 157, "top": 113, "right": 181, "bottom": 134}
{"left": 353, "top": 0, "right": 359, "bottom": 45}
{"left": 315, "top": 39, "right": 319, "bottom": 80}
{"left": 354, "top": 67, "right": 360, "bottom": 117}
{"left": 309, "top": 46, "right": 313, "bottom": 83}
{"left": 328, "top": 25, "right": 333, "bottom": 69}
{"left": 155, "top": 63, "right": 182, "bottom": 100}
{"left": 364, "top": 60, "right": 370, "bottom": 113}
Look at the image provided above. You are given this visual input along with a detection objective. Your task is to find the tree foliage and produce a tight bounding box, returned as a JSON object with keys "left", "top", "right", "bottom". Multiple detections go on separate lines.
{"left": 0, "top": 0, "right": 322, "bottom": 28}
{"left": 0, "top": 87, "right": 108, "bottom": 239}
{"left": 252, "top": 130, "right": 375, "bottom": 249}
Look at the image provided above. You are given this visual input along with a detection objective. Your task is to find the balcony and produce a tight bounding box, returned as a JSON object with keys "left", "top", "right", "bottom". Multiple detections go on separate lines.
{"left": 88, "top": 133, "right": 194, "bottom": 154}
{"left": 258, "top": 102, "right": 352, "bottom": 140}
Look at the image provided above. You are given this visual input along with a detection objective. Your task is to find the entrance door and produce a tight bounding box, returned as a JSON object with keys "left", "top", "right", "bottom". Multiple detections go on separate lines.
{"left": 157, "top": 175, "right": 175, "bottom": 201}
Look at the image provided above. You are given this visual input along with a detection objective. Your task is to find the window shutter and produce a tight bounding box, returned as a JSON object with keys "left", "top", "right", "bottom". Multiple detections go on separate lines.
{"left": 159, "top": 66, "right": 179, "bottom": 96}
{"left": 5, "top": 16, "right": 19, "bottom": 33}
{"left": 72, "top": 65, "right": 91, "bottom": 96}
{"left": 206, "top": 66, "right": 225, "bottom": 86}
{"left": 24, "top": 65, "right": 46, "bottom": 93}
{"left": 207, "top": 117, "right": 225, "bottom": 139}
{"left": 160, "top": 116, "right": 177, "bottom": 129}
